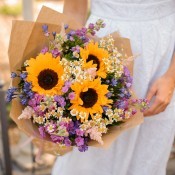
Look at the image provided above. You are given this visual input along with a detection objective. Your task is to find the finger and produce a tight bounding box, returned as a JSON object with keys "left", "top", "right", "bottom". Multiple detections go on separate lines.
{"left": 151, "top": 103, "right": 167, "bottom": 115}
{"left": 146, "top": 85, "right": 157, "bottom": 102}
{"left": 144, "top": 96, "right": 163, "bottom": 116}
{"left": 151, "top": 91, "right": 171, "bottom": 115}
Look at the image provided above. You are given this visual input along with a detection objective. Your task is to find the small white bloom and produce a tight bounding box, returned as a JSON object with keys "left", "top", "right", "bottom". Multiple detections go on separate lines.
{"left": 70, "top": 109, "right": 79, "bottom": 116}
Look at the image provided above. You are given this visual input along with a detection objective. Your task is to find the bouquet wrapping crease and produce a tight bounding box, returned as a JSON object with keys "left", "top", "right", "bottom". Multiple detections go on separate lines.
{"left": 8, "top": 6, "right": 147, "bottom": 155}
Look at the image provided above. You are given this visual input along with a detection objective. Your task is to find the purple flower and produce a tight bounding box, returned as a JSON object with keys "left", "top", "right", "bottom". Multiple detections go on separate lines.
{"left": 75, "top": 28, "right": 87, "bottom": 37}
{"left": 28, "top": 99, "right": 36, "bottom": 108}
{"left": 50, "top": 135, "right": 64, "bottom": 143}
{"left": 52, "top": 48, "right": 60, "bottom": 57}
{"left": 124, "top": 66, "right": 130, "bottom": 77}
{"left": 54, "top": 95, "right": 60, "bottom": 102}
{"left": 81, "top": 27, "right": 87, "bottom": 33}
{"left": 88, "top": 23, "right": 94, "bottom": 30}
{"left": 42, "top": 24, "right": 48, "bottom": 33}
{"left": 111, "top": 78, "right": 117, "bottom": 86}
{"left": 126, "top": 82, "right": 132, "bottom": 88}
{"left": 62, "top": 86, "right": 69, "bottom": 93}
{"left": 28, "top": 94, "right": 44, "bottom": 107}
{"left": 52, "top": 32, "right": 56, "bottom": 39}
{"left": 11, "top": 72, "right": 17, "bottom": 78}
{"left": 131, "top": 99, "right": 137, "bottom": 103}
{"left": 64, "top": 138, "right": 72, "bottom": 147}
{"left": 8, "top": 87, "right": 17, "bottom": 94}
{"left": 27, "top": 91, "right": 34, "bottom": 99}
{"left": 64, "top": 24, "right": 69, "bottom": 30}
{"left": 65, "top": 81, "right": 71, "bottom": 87}
{"left": 106, "top": 92, "right": 113, "bottom": 98}
{"left": 68, "top": 121, "right": 74, "bottom": 128}
{"left": 67, "top": 121, "right": 76, "bottom": 135}
{"left": 39, "top": 126, "right": 46, "bottom": 138}
{"left": 120, "top": 88, "right": 126, "bottom": 93}
{"left": 69, "top": 36, "right": 74, "bottom": 41}
{"left": 74, "top": 121, "right": 80, "bottom": 129}
{"left": 132, "top": 109, "right": 137, "bottom": 115}
{"left": 54, "top": 95, "right": 66, "bottom": 107}
{"left": 102, "top": 106, "right": 108, "bottom": 112}
{"left": 33, "top": 106, "right": 44, "bottom": 116}
{"left": 116, "top": 100, "right": 129, "bottom": 110}
{"left": 35, "top": 94, "right": 44, "bottom": 103}
{"left": 20, "top": 97, "right": 28, "bottom": 105}
{"left": 23, "top": 82, "right": 31, "bottom": 90}
{"left": 76, "top": 129, "right": 84, "bottom": 137}
{"left": 68, "top": 92, "right": 75, "bottom": 100}
{"left": 41, "top": 46, "right": 48, "bottom": 54}
{"left": 69, "top": 30, "right": 76, "bottom": 36}
{"left": 71, "top": 45, "right": 80, "bottom": 52}
{"left": 126, "top": 76, "right": 133, "bottom": 85}
{"left": 6, "top": 87, "right": 17, "bottom": 102}
{"left": 60, "top": 121, "right": 69, "bottom": 128}
{"left": 42, "top": 25, "right": 50, "bottom": 36}
{"left": 20, "top": 72, "right": 27, "bottom": 79}
{"left": 82, "top": 36, "right": 89, "bottom": 43}
{"left": 125, "top": 92, "right": 131, "bottom": 98}
{"left": 75, "top": 137, "right": 84, "bottom": 147}
{"left": 78, "top": 145, "right": 88, "bottom": 152}
{"left": 6, "top": 95, "right": 12, "bottom": 102}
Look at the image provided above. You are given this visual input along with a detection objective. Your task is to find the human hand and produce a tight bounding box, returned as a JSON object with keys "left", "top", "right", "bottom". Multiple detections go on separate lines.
{"left": 144, "top": 75, "right": 175, "bottom": 117}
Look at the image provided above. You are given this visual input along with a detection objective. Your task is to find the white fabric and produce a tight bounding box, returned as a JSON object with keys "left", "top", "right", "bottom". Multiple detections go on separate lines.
{"left": 52, "top": 0, "right": 175, "bottom": 175}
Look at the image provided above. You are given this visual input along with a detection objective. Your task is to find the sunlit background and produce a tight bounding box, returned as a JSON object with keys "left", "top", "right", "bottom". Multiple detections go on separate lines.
{"left": 0, "top": 0, "right": 174, "bottom": 175}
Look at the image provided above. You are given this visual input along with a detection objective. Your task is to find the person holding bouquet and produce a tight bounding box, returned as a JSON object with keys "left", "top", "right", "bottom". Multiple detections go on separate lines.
{"left": 52, "top": 0, "right": 175, "bottom": 175}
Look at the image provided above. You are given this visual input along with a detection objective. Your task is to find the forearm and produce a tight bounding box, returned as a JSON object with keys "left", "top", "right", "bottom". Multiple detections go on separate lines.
{"left": 63, "top": 0, "right": 88, "bottom": 25}
{"left": 164, "top": 52, "right": 175, "bottom": 84}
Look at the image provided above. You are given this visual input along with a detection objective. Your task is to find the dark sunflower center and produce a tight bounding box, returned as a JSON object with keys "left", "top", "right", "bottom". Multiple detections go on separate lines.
{"left": 38, "top": 69, "right": 58, "bottom": 90}
{"left": 80, "top": 88, "right": 98, "bottom": 108}
{"left": 87, "top": 54, "right": 100, "bottom": 71}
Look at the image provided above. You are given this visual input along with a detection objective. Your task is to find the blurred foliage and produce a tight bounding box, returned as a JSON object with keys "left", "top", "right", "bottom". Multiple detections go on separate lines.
{"left": 0, "top": 3, "right": 22, "bottom": 16}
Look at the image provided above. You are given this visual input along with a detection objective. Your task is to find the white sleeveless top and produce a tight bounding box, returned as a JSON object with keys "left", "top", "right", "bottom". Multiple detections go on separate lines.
{"left": 52, "top": 1, "right": 175, "bottom": 175}
{"left": 91, "top": 0, "right": 175, "bottom": 21}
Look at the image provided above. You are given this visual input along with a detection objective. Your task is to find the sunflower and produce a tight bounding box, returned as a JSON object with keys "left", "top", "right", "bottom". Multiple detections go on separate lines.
{"left": 80, "top": 42, "right": 109, "bottom": 78}
{"left": 26, "top": 53, "right": 64, "bottom": 95}
{"left": 70, "top": 78, "right": 112, "bottom": 122}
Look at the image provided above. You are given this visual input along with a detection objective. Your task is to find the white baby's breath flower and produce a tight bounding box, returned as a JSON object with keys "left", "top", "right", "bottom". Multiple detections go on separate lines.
{"left": 73, "top": 52, "right": 79, "bottom": 58}
{"left": 106, "top": 109, "right": 113, "bottom": 117}
{"left": 24, "top": 60, "right": 29, "bottom": 67}
{"left": 34, "top": 116, "right": 45, "bottom": 124}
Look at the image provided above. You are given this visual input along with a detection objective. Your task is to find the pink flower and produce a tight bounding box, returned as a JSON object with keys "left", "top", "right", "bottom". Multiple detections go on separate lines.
{"left": 86, "top": 126, "right": 103, "bottom": 145}
{"left": 62, "top": 86, "right": 69, "bottom": 93}
{"left": 86, "top": 68, "right": 97, "bottom": 78}
{"left": 75, "top": 137, "right": 84, "bottom": 147}
{"left": 68, "top": 92, "right": 75, "bottom": 100}
{"left": 76, "top": 129, "right": 84, "bottom": 136}
{"left": 18, "top": 106, "right": 35, "bottom": 120}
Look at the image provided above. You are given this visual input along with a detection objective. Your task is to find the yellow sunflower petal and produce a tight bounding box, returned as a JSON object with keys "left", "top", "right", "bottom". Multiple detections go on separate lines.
{"left": 26, "top": 52, "right": 64, "bottom": 95}
{"left": 70, "top": 78, "right": 111, "bottom": 122}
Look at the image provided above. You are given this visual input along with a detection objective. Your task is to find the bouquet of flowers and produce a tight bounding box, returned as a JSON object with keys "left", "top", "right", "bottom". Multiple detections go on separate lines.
{"left": 7, "top": 7, "right": 148, "bottom": 155}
